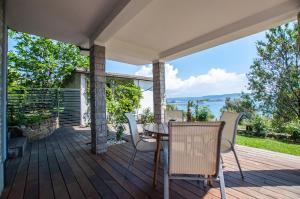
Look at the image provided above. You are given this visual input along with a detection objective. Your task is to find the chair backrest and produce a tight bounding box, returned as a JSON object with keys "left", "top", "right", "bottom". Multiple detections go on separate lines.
{"left": 165, "top": 110, "right": 184, "bottom": 122}
{"left": 220, "top": 112, "right": 244, "bottom": 152}
{"left": 124, "top": 113, "right": 140, "bottom": 148}
{"left": 168, "top": 121, "right": 225, "bottom": 177}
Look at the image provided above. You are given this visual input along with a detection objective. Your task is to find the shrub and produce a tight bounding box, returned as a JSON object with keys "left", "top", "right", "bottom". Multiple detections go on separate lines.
{"left": 194, "top": 106, "right": 214, "bottom": 121}
{"left": 250, "top": 115, "right": 269, "bottom": 136}
{"left": 283, "top": 120, "right": 300, "bottom": 142}
{"left": 166, "top": 104, "right": 177, "bottom": 111}
{"left": 140, "top": 108, "right": 154, "bottom": 125}
{"left": 115, "top": 122, "right": 125, "bottom": 141}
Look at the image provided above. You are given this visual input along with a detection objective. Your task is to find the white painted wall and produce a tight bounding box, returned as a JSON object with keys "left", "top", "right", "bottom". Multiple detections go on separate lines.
{"left": 134, "top": 79, "right": 153, "bottom": 115}
{"left": 80, "top": 74, "right": 89, "bottom": 126}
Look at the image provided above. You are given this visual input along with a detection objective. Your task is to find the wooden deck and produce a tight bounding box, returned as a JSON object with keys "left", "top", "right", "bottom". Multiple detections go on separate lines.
{"left": 2, "top": 127, "right": 300, "bottom": 199}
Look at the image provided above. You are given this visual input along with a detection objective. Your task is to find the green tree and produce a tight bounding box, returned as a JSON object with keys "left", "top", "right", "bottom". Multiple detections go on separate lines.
{"left": 106, "top": 79, "right": 142, "bottom": 140}
{"left": 247, "top": 22, "right": 300, "bottom": 122}
{"left": 187, "top": 100, "right": 194, "bottom": 122}
{"left": 8, "top": 30, "right": 89, "bottom": 89}
{"left": 221, "top": 93, "right": 256, "bottom": 117}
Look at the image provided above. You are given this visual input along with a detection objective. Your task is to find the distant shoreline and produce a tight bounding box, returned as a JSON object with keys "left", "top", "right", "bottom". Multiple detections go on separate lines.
{"left": 166, "top": 93, "right": 242, "bottom": 118}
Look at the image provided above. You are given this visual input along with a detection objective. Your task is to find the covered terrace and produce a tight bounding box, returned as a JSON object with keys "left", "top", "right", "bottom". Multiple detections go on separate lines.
{"left": 0, "top": 0, "right": 300, "bottom": 198}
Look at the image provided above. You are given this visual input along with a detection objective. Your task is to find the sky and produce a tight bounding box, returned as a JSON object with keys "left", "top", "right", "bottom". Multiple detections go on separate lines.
{"left": 9, "top": 30, "right": 267, "bottom": 98}
{"left": 107, "top": 31, "right": 266, "bottom": 98}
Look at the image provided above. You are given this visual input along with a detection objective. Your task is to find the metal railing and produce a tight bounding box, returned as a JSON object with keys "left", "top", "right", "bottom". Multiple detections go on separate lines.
{"left": 8, "top": 88, "right": 80, "bottom": 127}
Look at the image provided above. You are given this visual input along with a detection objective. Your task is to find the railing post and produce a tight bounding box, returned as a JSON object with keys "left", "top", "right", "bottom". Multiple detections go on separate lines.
{"left": 56, "top": 88, "right": 60, "bottom": 128}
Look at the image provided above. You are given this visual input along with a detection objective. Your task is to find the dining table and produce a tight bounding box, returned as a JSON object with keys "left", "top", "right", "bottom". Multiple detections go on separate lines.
{"left": 144, "top": 123, "right": 169, "bottom": 188}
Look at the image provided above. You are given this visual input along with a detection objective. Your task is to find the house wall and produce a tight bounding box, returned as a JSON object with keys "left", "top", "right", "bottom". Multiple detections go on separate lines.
{"left": 64, "top": 72, "right": 154, "bottom": 125}
{"left": 134, "top": 79, "right": 153, "bottom": 115}
{"left": 63, "top": 73, "right": 82, "bottom": 89}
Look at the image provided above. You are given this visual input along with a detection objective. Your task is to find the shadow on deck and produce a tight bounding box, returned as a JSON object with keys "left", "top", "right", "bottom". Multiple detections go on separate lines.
{"left": 2, "top": 127, "right": 300, "bottom": 199}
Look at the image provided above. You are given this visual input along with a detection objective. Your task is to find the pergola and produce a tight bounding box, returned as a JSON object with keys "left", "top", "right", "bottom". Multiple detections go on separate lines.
{"left": 2, "top": 0, "right": 300, "bottom": 158}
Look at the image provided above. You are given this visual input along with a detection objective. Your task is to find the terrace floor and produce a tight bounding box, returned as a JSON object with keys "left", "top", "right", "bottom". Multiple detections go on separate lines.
{"left": 2, "top": 127, "right": 300, "bottom": 199}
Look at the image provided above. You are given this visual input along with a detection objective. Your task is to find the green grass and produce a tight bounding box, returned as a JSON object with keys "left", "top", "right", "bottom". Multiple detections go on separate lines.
{"left": 236, "top": 135, "right": 300, "bottom": 156}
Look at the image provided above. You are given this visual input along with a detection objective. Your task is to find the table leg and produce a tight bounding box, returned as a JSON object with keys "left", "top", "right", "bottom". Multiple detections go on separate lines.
{"left": 153, "top": 134, "right": 161, "bottom": 188}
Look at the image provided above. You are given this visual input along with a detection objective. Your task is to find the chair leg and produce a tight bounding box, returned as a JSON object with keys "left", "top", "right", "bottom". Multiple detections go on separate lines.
{"left": 125, "top": 148, "right": 137, "bottom": 179}
{"left": 208, "top": 175, "right": 213, "bottom": 187}
{"left": 219, "top": 164, "right": 227, "bottom": 199}
{"left": 203, "top": 175, "right": 208, "bottom": 188}
{"left": 163, "top": 146, "right": 169, "bottom": 199}
{"left": 221, "top": 155, "right": 224, "bottom": 164}
{"left": 232, "top": 147, "right": 244, "bottom": 179}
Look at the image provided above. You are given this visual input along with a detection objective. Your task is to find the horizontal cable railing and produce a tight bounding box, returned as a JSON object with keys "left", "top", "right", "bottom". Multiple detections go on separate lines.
{"left": 8, "top": 88, "right": 81, "bottom": 128}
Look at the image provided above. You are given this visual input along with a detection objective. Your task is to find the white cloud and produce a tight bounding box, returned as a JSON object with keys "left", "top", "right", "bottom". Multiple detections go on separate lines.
{"left": 135, "top": 64, "right": 248, "bottom": 98}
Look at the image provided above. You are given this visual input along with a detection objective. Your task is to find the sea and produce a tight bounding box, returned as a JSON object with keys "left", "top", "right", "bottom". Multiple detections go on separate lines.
{"left": 167, "top": 93, "right": 242, "bottom": 119}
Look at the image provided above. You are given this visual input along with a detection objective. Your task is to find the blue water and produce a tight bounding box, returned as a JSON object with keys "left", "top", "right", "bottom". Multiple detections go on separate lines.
{"left": 167, "top": 93, "right": 241, "bottom": 119}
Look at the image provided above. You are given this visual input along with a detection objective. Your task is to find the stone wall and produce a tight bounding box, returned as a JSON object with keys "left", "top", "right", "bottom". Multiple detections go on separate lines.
{"left": 23, "top": 117, "right": 58, "bottom": 141}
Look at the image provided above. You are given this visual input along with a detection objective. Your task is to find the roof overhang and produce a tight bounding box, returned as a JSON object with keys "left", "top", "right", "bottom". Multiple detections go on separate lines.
{"left": 74, "top": 69, "right": 153, "bottom": 82}
{"left": 7, "top": 0, "right": 300, "bottom": 65}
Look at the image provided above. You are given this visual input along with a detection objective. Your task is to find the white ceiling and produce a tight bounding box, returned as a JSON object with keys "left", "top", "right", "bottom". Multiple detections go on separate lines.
{"left": 6, "top": 0, "right": 300, "bottom": 65}
{"left": 6, "top": 0, "right": 128, "bottom": 46}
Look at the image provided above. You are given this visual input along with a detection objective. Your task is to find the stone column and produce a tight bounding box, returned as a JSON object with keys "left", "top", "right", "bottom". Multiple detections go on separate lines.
{"left": 152, "top": 61, "right": 166, "bottom": 123}
{"left": 90, "top": 45, "right": 107, "bottom": 154}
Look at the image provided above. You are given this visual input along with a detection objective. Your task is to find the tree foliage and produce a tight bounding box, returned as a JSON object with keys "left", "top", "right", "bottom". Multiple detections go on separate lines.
{"left": 106, "top": 79, "right": 142, "bottom": 124}
{"left": 186, "top": 100, "right": 194, "bottom": 122}
{"left": 8, "top": 30, "right": 89, "bottom": 89}
{"left": 140, "top": 108, "right": 154, "bottom": 125}
{"left": 221, "top": 93, "right": 256, "bottom": 118}
{"left": 106, "top": 79, "right": 142, "bottom": 140}
{"left": 194, "top": 106, "right": 214, "bottom": 121}
{"left": 247, "top": 23, "right": 300, "bottom": 122}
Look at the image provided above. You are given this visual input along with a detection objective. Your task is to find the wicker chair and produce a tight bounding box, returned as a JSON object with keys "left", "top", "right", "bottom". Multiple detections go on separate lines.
{"left": 163, "top": 121, "right": 226, "bottom": 199}
{"left": 124, "top": 113, "right": 157, "bottom": 175}
{"left": 220, "top": 112, "right": 244, "bottom": 179}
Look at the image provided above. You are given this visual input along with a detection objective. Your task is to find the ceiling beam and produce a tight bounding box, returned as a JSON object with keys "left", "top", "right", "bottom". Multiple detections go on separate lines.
{"left": 106, "top": 39, "right": 157, "bottom": 65}
{"left": 90, "top": 0, "right": 152, "bottom": 46}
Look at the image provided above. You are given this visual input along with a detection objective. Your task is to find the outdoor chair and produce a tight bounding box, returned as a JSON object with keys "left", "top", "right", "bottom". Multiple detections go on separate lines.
{"left": 163, "top": 121, "right": 226, "bottom": 199}
{"left": 220, "top": 112, "right": 244, "bottom": 179}
{"left": 124, "top": 113, "right": 158, "bottom": 176}
{"left": 165, "top": 110, "right": 184, "bottom": 122}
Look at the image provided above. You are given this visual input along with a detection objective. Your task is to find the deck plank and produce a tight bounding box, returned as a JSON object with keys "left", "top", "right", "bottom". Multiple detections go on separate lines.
{"left": 62, "top": 134, "right": 128, "bottom": 199}
{"left": 54, "top": 134, "right": 101, "bottom": 199}
{"left": 24, "top": 141, "right": 39, "bottom": 199}
{"left": 38, "top": 139, "right": 55, "bottom": 199}
{"left": 48, "top": 136, "right": 86, "bottom": 199}
{"left": 2, "top": 127, "right": 300, "bottom": 199}
{"left": 45, "top": 136, "right": 70, "bottom": 199}
{"left": 6, "top": 145, "right": 31, "bottom": 199}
